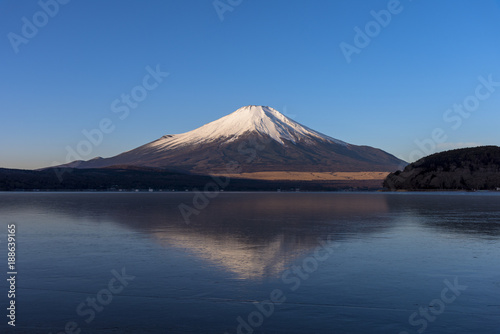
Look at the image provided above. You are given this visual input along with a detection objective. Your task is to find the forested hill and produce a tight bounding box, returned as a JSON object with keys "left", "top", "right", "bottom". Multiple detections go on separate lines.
{"left": 384, "top": 146, "right": 500, "bottom": 191}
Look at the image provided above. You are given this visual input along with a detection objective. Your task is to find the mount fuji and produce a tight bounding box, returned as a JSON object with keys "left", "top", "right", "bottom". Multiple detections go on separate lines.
{"left": 56, "top": 105, "right": 406, "bottom": 175}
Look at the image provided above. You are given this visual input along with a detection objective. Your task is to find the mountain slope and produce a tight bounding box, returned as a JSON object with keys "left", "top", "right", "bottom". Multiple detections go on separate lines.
{"left": 56, "top": 105, "right": 406, "bottom": 174}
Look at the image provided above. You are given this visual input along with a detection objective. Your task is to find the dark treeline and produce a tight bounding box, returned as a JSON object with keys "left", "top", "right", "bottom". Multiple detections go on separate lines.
{"left": 0, "top": 167, "right": 383, "bottom": 192}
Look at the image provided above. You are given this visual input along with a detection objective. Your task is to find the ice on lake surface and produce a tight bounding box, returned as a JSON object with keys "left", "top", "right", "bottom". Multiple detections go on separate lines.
{"left": 0, "top": 192, "right": 499, "bottom": 333}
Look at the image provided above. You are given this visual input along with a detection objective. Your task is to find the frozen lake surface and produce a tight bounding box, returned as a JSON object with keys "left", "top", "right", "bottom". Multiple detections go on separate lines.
{"left": 0, "top": 192, "right": 499, "bottom": 333}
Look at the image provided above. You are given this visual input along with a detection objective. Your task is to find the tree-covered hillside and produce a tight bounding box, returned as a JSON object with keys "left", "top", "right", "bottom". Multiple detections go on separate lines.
{"left": 384, "top": 146, "right": 500, "bottom": 190}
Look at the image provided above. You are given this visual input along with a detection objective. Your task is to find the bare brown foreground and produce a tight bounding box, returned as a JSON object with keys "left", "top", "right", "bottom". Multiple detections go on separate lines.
{"left": 212, "top": 171, "right": 390, "bottom": 181}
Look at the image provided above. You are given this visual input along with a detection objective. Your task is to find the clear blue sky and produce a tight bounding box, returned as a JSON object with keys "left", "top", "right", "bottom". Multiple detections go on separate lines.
{"left": 1, "top": 0, "right": 500, "bottom": 169}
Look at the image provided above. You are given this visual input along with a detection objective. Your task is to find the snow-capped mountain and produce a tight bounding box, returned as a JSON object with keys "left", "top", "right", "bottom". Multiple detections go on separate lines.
{"left": 56, "top": 105, "right": 406, "bottom": 174}
{"left": 149, "top": 105, "right": 346, "bottom": 149}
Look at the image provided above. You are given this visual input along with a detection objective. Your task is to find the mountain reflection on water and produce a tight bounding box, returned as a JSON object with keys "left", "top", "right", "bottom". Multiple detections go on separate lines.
{"left": 1, "top": 192, "right": 392, "bottom": 279}
{"left": 1, "top": 192, "right": 499, "bottom": 280}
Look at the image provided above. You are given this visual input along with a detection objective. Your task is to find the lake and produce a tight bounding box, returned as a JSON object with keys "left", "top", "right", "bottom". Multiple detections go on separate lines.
{"left": 0, "top": 192, "right": 499, "bottom": 333}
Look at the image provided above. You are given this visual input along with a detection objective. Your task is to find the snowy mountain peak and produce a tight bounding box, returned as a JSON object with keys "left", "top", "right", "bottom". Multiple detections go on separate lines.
{"left": 231, "top": 105, "right": 281, "bottom": 118}
{"left": 52, "top": 105, "right": 406, "bottom": 174}
{"left": 149, "top": 105, "right": 346, "bottom": 150}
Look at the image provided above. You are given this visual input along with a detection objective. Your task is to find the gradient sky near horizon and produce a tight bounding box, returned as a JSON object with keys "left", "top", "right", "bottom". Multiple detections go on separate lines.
{"left": 1, "top": 0, "right": 500, "bottom": 169}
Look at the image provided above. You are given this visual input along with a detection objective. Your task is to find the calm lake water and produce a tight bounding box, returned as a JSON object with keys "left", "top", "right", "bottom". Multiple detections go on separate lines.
{"left": 0, "top": 192, "right": 499, "bottom": 334}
